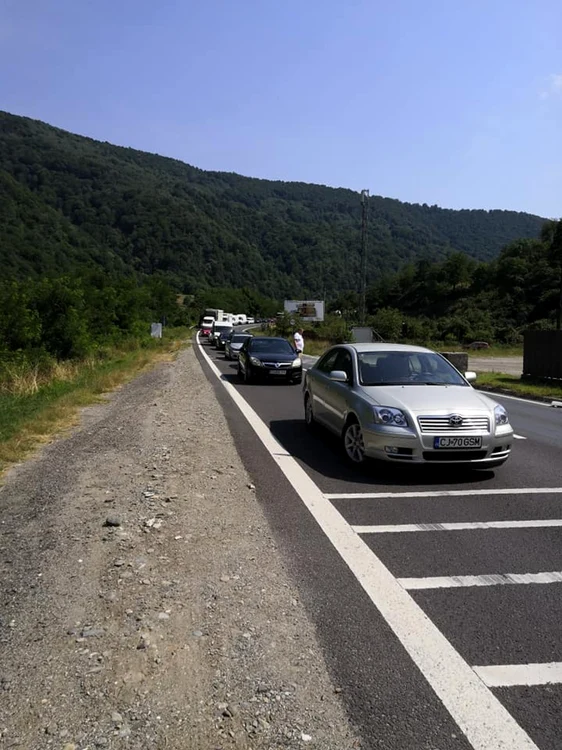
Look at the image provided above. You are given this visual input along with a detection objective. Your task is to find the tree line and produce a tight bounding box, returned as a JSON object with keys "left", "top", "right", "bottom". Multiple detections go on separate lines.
{"left": 0, "top": 273, "right": 185, "bottom": 366}
{"left": 329, "top": 219, "right": 562, "bottom": 344}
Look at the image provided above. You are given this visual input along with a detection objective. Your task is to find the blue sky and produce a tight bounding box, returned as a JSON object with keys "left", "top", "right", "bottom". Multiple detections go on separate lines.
{"left": 1, "top": 0, "right": 561, "bottom": 217}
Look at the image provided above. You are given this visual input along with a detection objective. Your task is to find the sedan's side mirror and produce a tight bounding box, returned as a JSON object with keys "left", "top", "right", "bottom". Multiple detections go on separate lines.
{"left": 464, "top": 371, "right": 477, "bottom": 382}
{"left": 329, "top": 370, "right": 348, "bottom": 383}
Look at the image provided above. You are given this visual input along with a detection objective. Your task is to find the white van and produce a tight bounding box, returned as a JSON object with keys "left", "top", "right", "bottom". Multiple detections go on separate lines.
{"left": 209, "top": 320, "right": 233, "bottom": 347}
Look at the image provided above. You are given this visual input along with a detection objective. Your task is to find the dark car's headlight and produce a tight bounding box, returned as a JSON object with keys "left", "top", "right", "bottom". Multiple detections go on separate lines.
{"left": 291, "top": 357, "right": 302, "bottom": 368}
{"left": 494, "top": 404, "right": 510, "bottom": 426}
{"left": 373, "top": 406, "right": 408, "bottom": 427}
{"left": 249, "top": 356, "right": 263, "bottom": 367}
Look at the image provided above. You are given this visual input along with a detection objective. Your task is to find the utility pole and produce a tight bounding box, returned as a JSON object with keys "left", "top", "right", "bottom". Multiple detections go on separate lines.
{"left": 359, "top": 189, "right": 369, "bottom": 325}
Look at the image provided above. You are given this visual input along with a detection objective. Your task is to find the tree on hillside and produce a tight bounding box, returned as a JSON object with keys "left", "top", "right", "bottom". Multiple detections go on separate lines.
{"left": 443, "top": 251, "right": 475, "bottom": 291}
{"left": 547, "top": 220, "right": 562, "bottom": 330}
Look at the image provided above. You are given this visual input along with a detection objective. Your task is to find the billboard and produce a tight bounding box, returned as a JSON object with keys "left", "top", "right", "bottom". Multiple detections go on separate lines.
{"left": 284, "top": 300, "right": 325, "bottom": 322}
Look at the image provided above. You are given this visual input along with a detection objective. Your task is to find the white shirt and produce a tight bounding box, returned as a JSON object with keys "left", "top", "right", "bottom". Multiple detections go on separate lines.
{"left": 293, "top": 332, "right": 304, "bottom": 352}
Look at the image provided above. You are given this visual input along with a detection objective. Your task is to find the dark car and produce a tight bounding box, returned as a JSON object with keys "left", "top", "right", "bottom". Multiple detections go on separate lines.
{"left": 225, "top": 332, "right": 253, "bottom": 360}
{"left": 216, "top": 327, "right": 234, "bottom": 350}
{"left": 238, "top": 337, "right": 302, "bottom": 384}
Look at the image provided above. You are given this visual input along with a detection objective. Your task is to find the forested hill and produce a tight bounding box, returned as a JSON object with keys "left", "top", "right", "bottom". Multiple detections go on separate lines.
{"left": 0, "top": 111, "right": 545, "bottom": 297}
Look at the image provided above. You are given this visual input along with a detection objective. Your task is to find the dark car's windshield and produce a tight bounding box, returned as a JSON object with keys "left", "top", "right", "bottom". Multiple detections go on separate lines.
{"left": 219, "top": 329, "right": 234, "bottom": 338}
{"left": 249, "top": 338, "right": 295, "bottom": 354}
{"left": 232, "top": 334, "right": 251, "bottom": 344}
{"left": 358, "top": 351, "right": 468, "bottom": 386}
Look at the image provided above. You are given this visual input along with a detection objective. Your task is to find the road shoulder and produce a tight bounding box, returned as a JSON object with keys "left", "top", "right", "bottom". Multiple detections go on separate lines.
{"left": 0, "top": 346, "right": 358, "bottom": 749}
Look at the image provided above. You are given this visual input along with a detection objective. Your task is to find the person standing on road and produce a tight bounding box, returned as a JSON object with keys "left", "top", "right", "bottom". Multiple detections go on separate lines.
{"left": 293, "top": 328, "right": 304, "bottom": 354}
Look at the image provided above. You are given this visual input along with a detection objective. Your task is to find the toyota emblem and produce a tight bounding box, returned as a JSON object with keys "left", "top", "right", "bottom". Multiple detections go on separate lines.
{"left": 449, "top": 414, "right": 463, "bottom": 427}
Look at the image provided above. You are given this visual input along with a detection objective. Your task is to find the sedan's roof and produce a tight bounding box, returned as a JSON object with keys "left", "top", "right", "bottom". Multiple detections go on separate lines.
{"left": 346, "top": 342, "right": 434, "bottom": 354}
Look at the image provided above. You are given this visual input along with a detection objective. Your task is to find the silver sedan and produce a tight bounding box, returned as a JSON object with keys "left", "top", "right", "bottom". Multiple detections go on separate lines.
{"left": 303, "top": 343, "right": 513, "bottom": 468}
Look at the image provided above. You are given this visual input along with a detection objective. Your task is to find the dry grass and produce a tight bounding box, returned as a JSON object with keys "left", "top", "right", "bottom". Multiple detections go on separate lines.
{"left": 1, "top": 359, "right": 88, "bottom": 396}
{"left": 0, "top": 331, "right": 190, "bottom": 478}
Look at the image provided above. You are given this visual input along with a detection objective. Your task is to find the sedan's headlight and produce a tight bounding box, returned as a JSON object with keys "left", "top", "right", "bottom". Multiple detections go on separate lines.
{"left": 249, "top": 356, "right": 263, "bottom": 367}
{"left": 373, "top": 406, "right": 409, "bottom": 427}
{"left": 494, "top": 404, "right": 510, "bottom": 426}
{"left": 292, "top": 357, "right": 302, "bottom": 368}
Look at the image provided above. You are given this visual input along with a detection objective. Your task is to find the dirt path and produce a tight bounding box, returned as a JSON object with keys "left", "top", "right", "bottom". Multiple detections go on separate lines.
{"left": 469, "top": 356, "right": 523, "bottom": 376}
{"left": 0, "top": 347, "right": 359, "bottom": 750}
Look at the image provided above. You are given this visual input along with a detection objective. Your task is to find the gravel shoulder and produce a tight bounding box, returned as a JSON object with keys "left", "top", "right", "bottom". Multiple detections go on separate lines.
{"left": 0, "top": 347, "right": 359, "bottom": 749}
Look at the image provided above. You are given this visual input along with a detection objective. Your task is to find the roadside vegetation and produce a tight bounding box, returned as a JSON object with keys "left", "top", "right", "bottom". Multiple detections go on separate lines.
{"left": 473, "top": 372, "right": 562, "bottom": 403}
{"left": 0, "top": 272, "right": 192, "bottom": 475}
{"left": 0, "top": 327, "right": 189, "bottom": 475}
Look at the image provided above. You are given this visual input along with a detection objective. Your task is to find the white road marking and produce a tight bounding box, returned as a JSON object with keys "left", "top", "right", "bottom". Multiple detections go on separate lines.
{"left": 473, "top": 663, "right": 562, "bottom": 687}
{"left": 196, "top": 335, "right": 539, "bottom": 750}
{"left": 513, "top": 434, "right": 527, "bottom": 439}
{"left": 399, "top": 571, "right": 562, "bottom": 590}
{"left": 353, "top": 519, "right": 562, "bottom": 534}
{"left": 483, "top": 390, "right": 553, "bottom": 408}
{"left": 326, "top": 487, "right": 562, "bottom": 500}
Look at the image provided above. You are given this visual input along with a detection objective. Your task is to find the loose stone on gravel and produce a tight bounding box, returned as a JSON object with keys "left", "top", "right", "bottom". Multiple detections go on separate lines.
{"left": 81, "top": 628, "right": 105, "bottom": 638}
{"left": 103, "top": 516, "right": 121, "bottom": 527}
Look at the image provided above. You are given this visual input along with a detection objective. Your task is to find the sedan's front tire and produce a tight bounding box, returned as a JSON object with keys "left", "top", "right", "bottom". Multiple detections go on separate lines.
{"left": 304, "top": 394, "right": 316, "bottom": 430}
{"left": 343, "top": 419, "right": 367, "bottom": 464}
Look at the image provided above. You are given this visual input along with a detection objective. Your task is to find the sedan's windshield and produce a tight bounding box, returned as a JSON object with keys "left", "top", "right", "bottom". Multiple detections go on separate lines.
{"left": 358, "top": 351, "right": 468, "bottom": 386}
{"left": 232, "top": 335, "right": 251, "bottom": 344}
{"left": 250, "top": 339, "right": 295, "bottom": 354}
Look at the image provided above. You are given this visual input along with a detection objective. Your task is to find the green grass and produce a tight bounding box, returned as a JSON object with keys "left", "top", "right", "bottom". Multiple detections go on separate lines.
{"left": 0, "top": 328, "right": 190, "bottom": 476}
{"left": 474, "top": 372, "right": 562, "bottom": 401}
{"left": 300, "top": 338, "right": 333, "bottom": 357}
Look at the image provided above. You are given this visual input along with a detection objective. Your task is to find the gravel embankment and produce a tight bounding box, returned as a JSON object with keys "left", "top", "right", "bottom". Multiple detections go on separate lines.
{"left": 0, "top": 346, "right": 360, "bottom": 749}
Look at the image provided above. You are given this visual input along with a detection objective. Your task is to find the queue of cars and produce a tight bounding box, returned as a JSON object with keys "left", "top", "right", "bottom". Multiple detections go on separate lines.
{"left": 200, "top": 324, "right": 513, "bottom": 470}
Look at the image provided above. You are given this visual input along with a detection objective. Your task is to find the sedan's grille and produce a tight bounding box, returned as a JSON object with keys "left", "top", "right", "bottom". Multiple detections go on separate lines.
{"left": 418, "top": 415, "right": 490, "bottom": 433}
{"left": 263, "top": 361, "right": 292, "bottom": 370}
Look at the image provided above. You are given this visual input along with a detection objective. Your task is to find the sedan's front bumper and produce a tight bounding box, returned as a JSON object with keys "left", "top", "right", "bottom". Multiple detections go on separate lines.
{"left": 361, "top": 423, "right": 513, "bottom": 467}
{"left": 251, "top": 365, "right": 303, "bottom": 382}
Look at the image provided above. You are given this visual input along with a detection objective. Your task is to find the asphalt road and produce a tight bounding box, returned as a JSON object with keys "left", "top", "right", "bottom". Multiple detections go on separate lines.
{"left": 196, "top": 339, "right": 562, "bottom": 750}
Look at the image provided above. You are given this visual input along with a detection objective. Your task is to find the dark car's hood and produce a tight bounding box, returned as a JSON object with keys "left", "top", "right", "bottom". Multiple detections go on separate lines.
{"left": 251, "top": 351, "right": 298, "bottom": 362}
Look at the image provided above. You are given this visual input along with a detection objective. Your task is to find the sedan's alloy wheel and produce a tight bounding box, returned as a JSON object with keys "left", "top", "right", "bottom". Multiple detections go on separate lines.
{"left": 344, "top": 422, "right": 366, "bottom": 463}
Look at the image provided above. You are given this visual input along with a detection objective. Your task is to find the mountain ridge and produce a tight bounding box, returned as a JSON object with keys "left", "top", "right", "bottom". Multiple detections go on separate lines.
{"left": 0, "top": 110, "right": 545, "bottom": 297}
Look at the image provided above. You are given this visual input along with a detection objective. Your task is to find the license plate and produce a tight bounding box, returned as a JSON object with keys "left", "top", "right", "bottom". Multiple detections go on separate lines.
{"left": 269, "top": 370, "right": 288, "bottom": 376}
{"left": 434, "top": 436, "right": 482, "bottom": 449}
